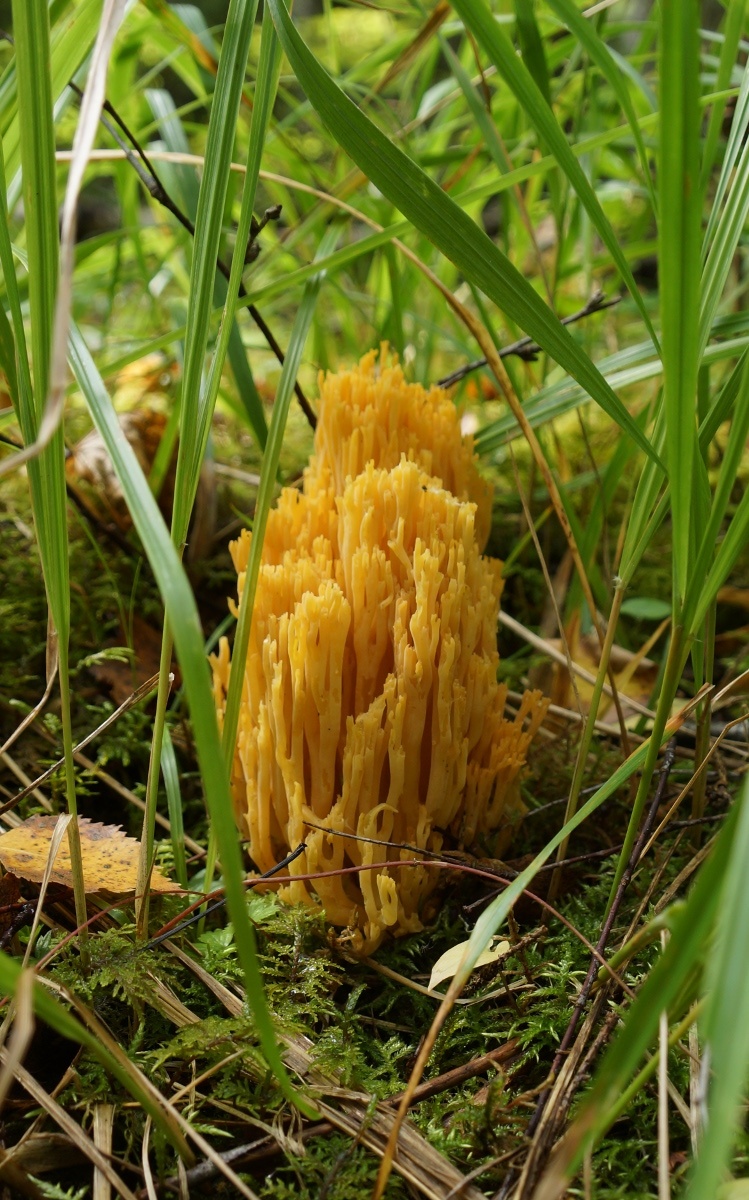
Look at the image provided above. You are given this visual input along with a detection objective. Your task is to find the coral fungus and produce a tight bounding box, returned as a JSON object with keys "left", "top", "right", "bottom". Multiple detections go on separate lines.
{"left": 212, "top": 350, "right": 547, "bottom": 953}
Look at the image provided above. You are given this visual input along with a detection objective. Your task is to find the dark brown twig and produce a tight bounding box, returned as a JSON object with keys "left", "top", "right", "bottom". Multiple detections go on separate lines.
{"left": 436, "top": 291, "right": 621, "bottom": 388}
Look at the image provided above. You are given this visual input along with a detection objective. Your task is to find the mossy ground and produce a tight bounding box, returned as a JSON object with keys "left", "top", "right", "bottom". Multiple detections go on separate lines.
{"left": 2, "top": 440, "right": 739, "bottom": 1199}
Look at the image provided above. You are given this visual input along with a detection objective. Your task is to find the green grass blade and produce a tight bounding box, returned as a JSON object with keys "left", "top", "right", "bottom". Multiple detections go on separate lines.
{"left": 548, "top": 803, "right": 738, "bottom": 1185}
{"left": 454, "top": 721, "right": 676, "bottom": 987}
{"left": 171, "top": 0, "right": 261, "bottom": 547}
{"left": 687, "top": 775, "right": 749, "bottom": 1198}
{"left": 0, "top": 141, "right": 32, "bottom": 421}
{"left": 699, "top": 100, "right": 749, "bottom": 357}
{"left": 546, "top": 0, "right": 657, "bottom": 214}
{"left": 513, "top": 0, "right": 550, "bottom": 105}
{"left": 197, "top": 0, "right": 282, "bottom": 478}
{"left": 136, "top": 0, "right": 265, "bottom": 930}
{"left": 450, "top": 0, "right": 659, "bottom": 350}
{"left": 2, "top": 0, "right": 103, "bottom": 195}
{"left": 221, "top": 223, "right": 340, "bottom": 763}
{"left": 265, "top": 0, "right": 661, "bottom": 467}
{"left": 701, "top": 0, "right": 747, "bottom": 189}
{"left": 12, "top": 0, "right": 89, "bottom": 946}
{"left": 658, "top": 0, "right": 702, "bottom": 607}
{"left": 146, "top": 86, "right": 268, "bottom": 449}
{"left": 682, "top": 353, "right": 749, "bottom": 629}
{"left": 690, "top": 481, "right": 749, "bottom": 635}
{"left": 68, "top": 323, "right": 312, "bottom": 1117}
{"left": 161, "top": 726, "right": 188, "bottom": 890}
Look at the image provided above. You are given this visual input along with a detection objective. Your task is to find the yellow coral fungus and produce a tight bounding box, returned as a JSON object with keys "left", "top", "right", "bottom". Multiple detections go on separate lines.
{"left": 212, "top": 351, "right": 547, "bottom": 953}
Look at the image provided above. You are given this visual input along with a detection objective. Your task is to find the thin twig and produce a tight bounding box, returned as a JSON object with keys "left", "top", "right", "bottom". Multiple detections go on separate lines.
{"left": 436, "top": 291, "right": 621, "bottom": 388}
{"left": 0, "top": 673, "right": 162, "bottom": 815}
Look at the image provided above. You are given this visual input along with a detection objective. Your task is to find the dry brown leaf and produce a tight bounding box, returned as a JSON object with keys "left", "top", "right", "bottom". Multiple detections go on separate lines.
{"left": 0, "top": 816, "right": 172, "bottom": 897}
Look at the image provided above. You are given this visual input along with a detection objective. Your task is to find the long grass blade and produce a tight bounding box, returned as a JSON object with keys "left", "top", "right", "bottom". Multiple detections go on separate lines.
{"left": 450, "top": 0, "right": 659, "bottom": 349}
{"left": 69, "top": 323, "right": 313, "bottom": 1117}
{"left": 536, "top": 802, "right": 739, "bottom": 1194}
{"left": 265, "top": 0, "right": 661, "bottom": 466}
{"left": 546, "top": 0, "right": 656, "bottom": 214}
{"left": 687, "top": 775, "right": 749, "bottom": 1197}
{"left": 10, "top": 0, "right": 89, "bottom": 949}
{"left": 659, "top": 0, "right": 703, "bottom": 607}
{"left": 136, "top": 0, "right": 264, "bottom": 931}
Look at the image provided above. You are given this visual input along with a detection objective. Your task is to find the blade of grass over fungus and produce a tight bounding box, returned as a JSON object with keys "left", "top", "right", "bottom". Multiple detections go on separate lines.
{"left": 10, "top": 0, "right": 89, "bottom": 951}
{"left": 265, "top": 0, "right": 661, "bottom": 468}
{"left": 449, "top": 0, "right": 659, "bottom": 350}
{"left": 69, "top": 324, "right": 313, "bottom": 1118}
{"left": 135, "top": 0, "right": 263, "bottom": 933}
{"left": 220, "top": 224, "right": 340, "bottom": 765}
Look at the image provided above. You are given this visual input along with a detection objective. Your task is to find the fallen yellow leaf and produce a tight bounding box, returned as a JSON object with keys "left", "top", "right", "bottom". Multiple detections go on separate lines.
{"left": 428, "top": 937, "right": 510, "bottom": 992}
{"left": 0, "top": 816, "right": 172, "bottom": 897}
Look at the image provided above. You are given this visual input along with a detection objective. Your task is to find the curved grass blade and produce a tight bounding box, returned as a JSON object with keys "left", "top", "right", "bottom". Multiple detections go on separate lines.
{"left": 658, "top": 0, "right": 702, "bottom": 606}
{"left": 546, "top": 0, "right": 657, "bottom": 214}
{"left": 687, "top": 774, "right": 749, "bottom": 1198}
{"left": 68, "top": 323, "right": 313, "bottom": 1118}
{"left": 450, "top": 0, "right": 659, "bottom": 350}
{"left": 265, "top": 0, "right": 661, "bottom": 467}
{"left": 475, "top": 327, "right": 749, "bottom": 455}
{"left": 536, "top": 801, "right": 738, "bottom": 1194}
{"left": 701, "top": 0, "right": 747, "bottom": 189}
{"left": 455, "top": 718, "right": 677, "bottom": 988}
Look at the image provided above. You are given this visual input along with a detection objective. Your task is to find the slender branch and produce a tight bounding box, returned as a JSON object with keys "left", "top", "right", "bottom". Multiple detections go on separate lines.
{"left": 436, "top": 290, "right": 621, "bottom": 389}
